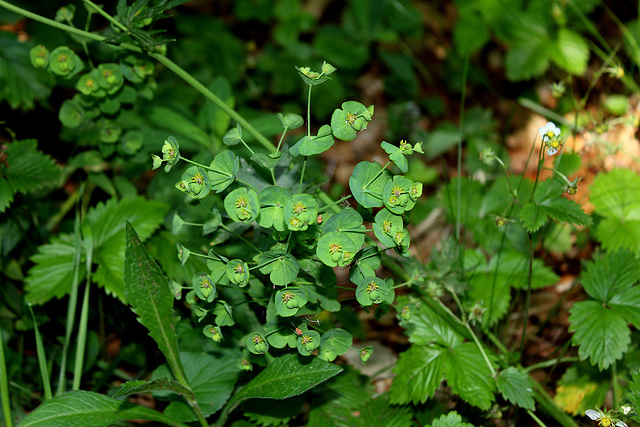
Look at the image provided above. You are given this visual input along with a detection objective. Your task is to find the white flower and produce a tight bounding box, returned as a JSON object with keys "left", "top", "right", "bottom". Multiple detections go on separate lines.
{"left": 539, "top": 121, "right": 561, "bottom": 142}
{"left": 585, "top": 408, "right": 628, "bottom": 427}
{"left": 620, "top": 405, "right": 632, "bottom": 415}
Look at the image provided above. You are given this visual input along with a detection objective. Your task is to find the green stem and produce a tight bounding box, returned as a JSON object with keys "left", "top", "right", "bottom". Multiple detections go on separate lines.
{"left": 318, "top": 192, "right": 344, "bottom": 214}
{"left": 275, "top": 127, "right": 288, "bottom": 156}
{"left": 73, "top": 230, "right": 93, "bottom": 390}
{"left": 456, "top": 55, "right": 469, "bottom": 267}
{"left": 306, "top": 85, "right": 312, "bottom": 137}
{"left": 524, "top": 357, "right": 580, "bottom": 373}
{"left": 299, "top": 156, "right": 308, "bottom": 193}
{"left": 527, "top": 410, "right": 548, "bottom": 427}
{"left": 0, "top": 322, "right": 12, "bottom": 427}
{"left": 220, "top": 224, "right": 261, "bottom": 253}
{"left": 238, "top": 137, "right": 255, "bottom": 155}
{"left": 612, "top": 362, "right": 620, "bottom": 407}
{"left": 362, "top": 160, "right": 391, "bottom": 191}
{"left": 27, "top": 304, "right": 52, "bottom": 401}
{"left": 318, "top": 195, "right": 351, "bottom": 214}
{"left": 519, "top": 233, "right": 534, "bottom": 359}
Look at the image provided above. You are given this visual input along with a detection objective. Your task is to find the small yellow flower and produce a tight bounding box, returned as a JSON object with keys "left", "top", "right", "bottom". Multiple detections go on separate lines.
{"left": 191, "top": 172, "right": 204, "bottom": 185}
{"left": 366, "top": 281, "right": 379, "bottom": 293}
{"left": 293, "top": 201, "right": 306, "bottom": 215}
{"left": 234, "top": 264, "right": 244, "bottom": 274}
{"left": 392, "top": 185, "right": 404, "bottom": 197}
{"left": 345, "top": 112, "right": 357, "bottom": 125}
{"left": 235, "top": 197, "right": 248, "bottom": 208}
{"left": 382, "top": 220, "right": 392, "bottom": 233}
{"left": 328, "top": 242, "right": 342, "bottom": 254}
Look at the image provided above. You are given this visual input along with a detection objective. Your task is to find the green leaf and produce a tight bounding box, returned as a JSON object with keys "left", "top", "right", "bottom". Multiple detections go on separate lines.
{"left": 318, "top": 328, "right": 352, "bottom": 362}
{"left": 258, "top": 251, "right": 299, "bottom": 286}
{"left": 390, "top": 344, "right": 446, "bottom": 405}
{"left": 496, "top": 367, "right": 535, "bottom": 410}
{"left": 284, "top": 193, "right": 318, "bottom": 231}
{"left": 581, "top": 250, "right": 640, "bottom": 303}
{"left": 454, "top": 6, "right": 489, "bottom": 56}
{"left": 0, "top": 139, "right": 61, "bottom": 213}
{"left": 19, "top": 390, "right": 187, "bottom": 427}
{"left": 552, "top": 28, "right": 589, "bottom": 75}
{"left": 381, "top": 141, "right": 408, "bottom": 173}
{"left": 591, "top": 169, "right": 640, "bottom": 253}
{"left": 59, "top": 99, "right": 85, "bottom": 128}
{"left": 405, "top": 303, "right": 464, "bottom": 348}
{"left": 198, "top": 76, "right": 234, "bottom": 138}
{"left": 275, "top": 287, "right": 308, "bottom": 317}
{"left": 569, "top": 300, "right": 631, "bottom": 370}
{"left": 224, "top": 187, "right": 260, "bottom": 223}
{"left": 355, "top": 277, "right": 390, "bottom": 306}
{"left": 124, "top": 222, "right": 188, "bottom": 387}
{"left": 218, "top": 353, "right": 342, "bottom": 425}
{"left": 158, "top": 351, "right": 241, "bottom": 421}
{"left": 443, "top": 342, "right": 497, "bottom": 410}
{"left": 349, "top": 161, "right": 391, "bottom": 208}
{"left": 257, "top": 186, "right": 292, "bottom": 232}
{"left": 349, "top": 246, "right": 381, "bottom": 284}
{"left": 330, "top": 101, "right": 372, "bottom": 141}
{"left": 519, "top": 202, "right": 550, "bottom": 233}
{"left": 0, "top": 33, "right": 54, "bottom": 109}
{"left": 429, "top": 411, "right": 476, "bottom": 427}
{"left": 520, "top": 179, "right": 591, "bottom": 232}
{"left": 148, "top": 106, "right": 210, "bottom": 149}
{"left": 505, "top": 36, "right": 551, "bottom": 81}
{"left": 289, "top": 124, "right": 335, "bottom": 156}
{"left": 208, "top": 150, "right": 238, "bottom": 193}
{"left": 113, "top": 378, "right": 192, "bottom": 398}
{"left": 357, "top": 395, "right": 413, "bottom": 426}
{"left": 322, "top": 208, "right": 366, "bottom": 249}
{"left": 86, "top": 197, "right": 167, "bottom": 301}
{"left": 316, "top": 232, "right": 356, "bottom": 268}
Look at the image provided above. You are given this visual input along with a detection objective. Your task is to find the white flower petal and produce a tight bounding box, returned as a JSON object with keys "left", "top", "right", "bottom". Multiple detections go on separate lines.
{"left": 615, "top": 421, "right": 628, "bottom": 427}
{"left": 585, "top": 409, "right": 601, "bottom": 420}
{"left": 546, "top": 146, "right": 560, "bottom": 156}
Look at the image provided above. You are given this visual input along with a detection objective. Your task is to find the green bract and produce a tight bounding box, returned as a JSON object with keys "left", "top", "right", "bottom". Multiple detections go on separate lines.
{"left": 289, "top": 124, "right": 335, "bottom": 156}
{"left": 349, "top": 161, "right": 391, "bottom": 208}
{"left": 172, "top": 212, "right": 185, "bottom": 234}
{"left": 356, "top": 277, "right": 391, "bottom": 306}
{"left": 193, "top": 273, "right": 216, "bottom": 302}
{"left": 284, "top": 194, "right": 318, "bottom": 231}
{"left": 247, "top": 332, "right": 268, "bottom": 355}
{"left": 98, "top": 120, "right": 122, "bottom": 143}
{"left": 222, "top": 123, "right": 242, "bottom": 146}
{"left": 48, "top": 46, "right": 83, "bottom": 77}
{"left": 295, "top": 61, "right": 335, "bottom": 86}
{"left": 58, "top": 99, "right": 84, "bottom": 128}
{"left": 383, "top": 175, "right": 419, "bottom": 214}
{"left": 297, "top": 330, "right": 321, "bottom": 356}
{"left": 349, "top": 246, "right": 382, "bottom": 284}
{"left": 97, "top": 63, "right": 124, "bottom": 94}
{"left": 179, "top": 166, "right": 211, "bottom": 199}
{"left": 373, "top": 208, "right": 404, "bottom": 248}
{"left": 322, "top": 208, "right": 366, "bottom": 249}
{"left": 359, "top": 346, "right": 374, "bottom": 364}
{"left": 316, "top": 231, "right": 357, "bottom": 268}
{"left": 54, "top": 4, "right": 75, "bottom": 21}
{"left": 29, "top": 45, "right": 49, "bottom": 68}
{"left": 176, "top": 243, "right": 190, "bottom": 265}
{"left": 121, "top": 130, "right": 144, "bottom": 155}
{"left": 275, "top": 287, "right": 308, "bottom": 317}
{"left": 277, "top": 112, "right": 304, "bottom": 129}
{"left": 226, "top": 259, "right": 249, "bottom": 287}
{"left": 203, "top": 324, "right": 223, "bottom": 343}
{"left": 152, "top": 136, "right": 181, "bottom": 172}
{"left": 330, "top": 101, "right": 373, "bottom": 141}
{"left": 317, "top": 328, "right": 352, "bottom": 362}
{"left": 203, "top": 209, "right": 222, "bottom": 235}
{"left": 208, "top": 150, "right": 238, "bottom": 193}
{"left": 399, "top": 303, "right": 417, "bottom": 326}
{"left": 224, "top": 187, "right": 260, "bottom": 222}
{"left": 212, "top": 301, "right": 235, "bottom": 326}
{"left": 257, "top": 186, "right": 292, "bottom": 232}
{"left": 258, "top": 250, "right": 299, "bottom": 286}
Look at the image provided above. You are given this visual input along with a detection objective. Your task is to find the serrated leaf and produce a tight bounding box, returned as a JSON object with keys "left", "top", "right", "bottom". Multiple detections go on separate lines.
{"left": 24, "top": 233, "right": 81, "bottom": 305}
{"left": 406, "top": 303, "right": 464, "bottom": 347}
{"left": 357, "top": 395, "right": 413, "bottom": 426}
{"left": 519, "top": 202, "right": 549, "bottom": 233}
{"left": 19, "top": 390, "right": 187, "bottom": 427}
{"left": 505, "top": 36, "right": 552, "bottom": 81}
{"left": 569, "top": 300, "right": 631, "bottom": 370}
{"left": 113, "top": 378, "right": 192, "bottom": 398}
{"left": 86, "top": 197, "right": 168, "bottom": 301}
{"left": 581, "top": 250, "right": 640, "bottom": 302}
{"left": 157, "top": 351, "right": 241, "bottom": 421}
{"left": 390, "top": 344, "right": 447, "bottom": 405}
{"left": 124, "top": 222, "right": 188, "bottom": 388}
{"left": 218, "top": 353, "right": 342, "bottom": 425}
{"left": 443, "top": 342, "right": 497, "bottom": 410}
{"left": 430, "top": 411, "right": 476, "bottom": 427}
{"left": 591, "top": 169, "right": 640, "bottom": 253}
{"left": 496, "top": 367, "right": 535, "bottom": 410}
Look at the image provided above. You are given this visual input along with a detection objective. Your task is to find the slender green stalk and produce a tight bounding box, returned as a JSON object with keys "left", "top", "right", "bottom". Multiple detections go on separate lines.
{"left": 238, "top": 137, "right": 255, "bottom": 155}
{"left": 612, "top": 362, "right": 620, "bottom": 407}
{"left": 27, "top": 305, "right": 52, "bottom": 401}
{"left": 456, "top": 55, "right": 469, "bottom": 267}
{"left": 298, "top": 156, "right": 308, "bottom": 193}
{"left": 527, "top": 409, "right": 548, "bottom": 427}
{"left": 318, "top": 192, "right": 343, "bottom": 214}
{"left": 0, "top": 321, "right": 12, "bottom": 427}
{"left": 523, "top": 357, "right": 580, "bottom": 373}
{"left": 519, "top": 234, "right": 534, "bottom": 359}
{"left": 221, "top": 224, "right": 261, "bottom": 253}
{"left": 57, "top": 202, "right": 84, "bottom": 395}
{"left": 73, "top": 231, "right": 93, "bottom": 390}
